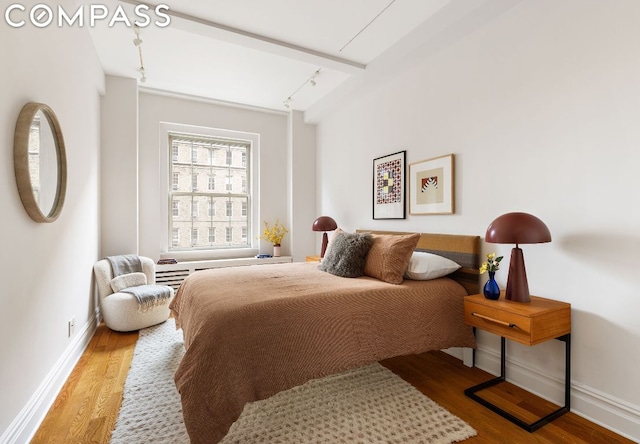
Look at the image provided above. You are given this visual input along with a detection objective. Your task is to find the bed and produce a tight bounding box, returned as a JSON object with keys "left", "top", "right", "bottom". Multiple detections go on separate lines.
{"left": 170, "top": 231, "right": 480, "bottom": 443}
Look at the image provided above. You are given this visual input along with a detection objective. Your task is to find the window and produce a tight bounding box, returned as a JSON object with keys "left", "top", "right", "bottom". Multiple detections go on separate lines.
{"left": 172, "top": 200, "right": 179, "bottom": 218}
{"left": 191, "top": 201, "right": 198, "bottom": 218}
{"left": 191, "top": 147, "right": 198, "bottom": 164}
{"left": 225, "top": 200, "right": 232, "bottom": 217}
{"left": 225, "top": 226, "right": 232, "bottom": 242}
{"left": 165, "top": 126, "right": 256, "bottom": 254}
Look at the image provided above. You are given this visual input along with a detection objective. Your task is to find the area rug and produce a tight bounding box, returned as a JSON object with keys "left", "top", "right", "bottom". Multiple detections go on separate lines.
{"left": 111, "top": 318, "right": 477, "bottom": 444}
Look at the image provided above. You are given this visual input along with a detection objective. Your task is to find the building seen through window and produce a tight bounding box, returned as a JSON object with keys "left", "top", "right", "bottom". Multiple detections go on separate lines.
{"left": 169, "top": 133, "right": 250, "bottom": 251}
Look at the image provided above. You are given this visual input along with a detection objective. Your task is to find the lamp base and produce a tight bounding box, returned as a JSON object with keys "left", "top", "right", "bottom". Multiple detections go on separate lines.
{"left": 320, "top": 232, "right": 329, "bottom": 258}
{"left": 505, "top": 247, "right": 531, "bottom": 303}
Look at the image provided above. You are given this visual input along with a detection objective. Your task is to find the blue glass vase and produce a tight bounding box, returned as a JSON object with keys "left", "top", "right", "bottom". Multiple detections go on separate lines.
{"left": 483, "top": 271, "right": 500, "bottom": 300}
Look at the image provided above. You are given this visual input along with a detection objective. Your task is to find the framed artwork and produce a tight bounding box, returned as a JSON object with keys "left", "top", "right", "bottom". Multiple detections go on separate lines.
{"left": 373, "top": 150, "right": 406, "bottom": 219}
{"left": 409, "top": 154, "right": 455, "bottom": 215}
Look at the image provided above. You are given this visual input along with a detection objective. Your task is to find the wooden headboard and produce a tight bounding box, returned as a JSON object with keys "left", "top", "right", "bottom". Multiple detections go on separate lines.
{"left": 357, "top": 230, "right": 481, "bottom": 295}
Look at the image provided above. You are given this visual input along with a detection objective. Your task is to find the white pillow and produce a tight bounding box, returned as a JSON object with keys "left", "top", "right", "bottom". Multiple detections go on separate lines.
{"left": 110, "top": 272, "right": 147, "bottom": 293}
{"left": 404, "top": 252, "right": 461, "bottom": 280}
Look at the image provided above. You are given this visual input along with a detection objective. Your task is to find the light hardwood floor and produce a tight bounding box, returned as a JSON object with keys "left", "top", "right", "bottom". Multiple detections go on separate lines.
{"left": 32, "top": 322, "right": 634, "bottom": 444}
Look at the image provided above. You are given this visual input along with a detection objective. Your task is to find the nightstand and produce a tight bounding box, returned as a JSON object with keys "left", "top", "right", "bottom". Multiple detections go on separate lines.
{"left": 305, "top": 255, "right": 321, "bottom": 262}
{"left": 463, "top": 293, "right": 571, "bottom": 432}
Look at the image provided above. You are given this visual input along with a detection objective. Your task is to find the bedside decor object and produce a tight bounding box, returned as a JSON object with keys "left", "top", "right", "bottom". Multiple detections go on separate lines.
{"left": 14, "top": 102, "right": 67, "bottom": 223}
{"left": 318, "top": 231, "right": 373, "bottom": 278}
{"left": 485, "top": 212, "right": 551, "bottom": 303}
{"left": 312, "top": 216, "right": 338, "bottom": 258}
{"left": 373, "top": 150, "right": 406, "bottom": 219}
{"left": 479, "top": 253, "right": 503, "bottom": 300}
{"left": 409, "top": 154, "right": 454, "bottom": 215}
{"left": 464, "top": 294, "right": 571, "bottom": 432}
{"left": 259, "top": 219, "right": 288, "bottom": 257}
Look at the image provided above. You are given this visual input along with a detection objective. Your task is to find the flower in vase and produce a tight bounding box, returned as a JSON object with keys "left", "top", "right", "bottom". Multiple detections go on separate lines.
{"left": 479, "top": 252, "right": 503, "bottom": 274}
{"left": 259, "top": 219, "right": 288, "bottom": 246}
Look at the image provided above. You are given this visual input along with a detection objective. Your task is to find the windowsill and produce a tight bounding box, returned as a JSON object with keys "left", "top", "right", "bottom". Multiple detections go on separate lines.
{"left": 160, "top": 248, "right": 260, "bottom": 262}
{"left": 155, "top": 256, "right": 293, "bottom": 270}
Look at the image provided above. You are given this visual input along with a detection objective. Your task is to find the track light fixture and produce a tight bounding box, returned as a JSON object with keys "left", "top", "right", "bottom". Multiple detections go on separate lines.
{"left": 133, "top": 25, "right": 146, "bottom": 83}
{"left": 283, "top": 68, "right": 321, "bottom": 109}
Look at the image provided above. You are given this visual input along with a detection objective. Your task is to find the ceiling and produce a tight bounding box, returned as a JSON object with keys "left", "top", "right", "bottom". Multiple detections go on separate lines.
{"left": 81, "top": 0, "right": 456, "bottom": 112}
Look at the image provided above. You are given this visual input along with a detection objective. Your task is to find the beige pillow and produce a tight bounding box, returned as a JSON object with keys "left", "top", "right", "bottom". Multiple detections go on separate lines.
{"left": 364, "top": 233, "right": 421, "bottom": 284}
{"left": 110, "top": 272, "right": 147, "bottom": 293}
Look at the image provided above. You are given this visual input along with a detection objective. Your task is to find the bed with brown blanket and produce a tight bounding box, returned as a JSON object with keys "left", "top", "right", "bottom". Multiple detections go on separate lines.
{"left": 170, "top": 231, "right": 480, "bottom": 443}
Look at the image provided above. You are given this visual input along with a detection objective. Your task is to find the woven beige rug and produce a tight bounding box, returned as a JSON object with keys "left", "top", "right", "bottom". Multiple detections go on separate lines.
{"left": 111, "top": 318, "right": 476, "bottom": 444}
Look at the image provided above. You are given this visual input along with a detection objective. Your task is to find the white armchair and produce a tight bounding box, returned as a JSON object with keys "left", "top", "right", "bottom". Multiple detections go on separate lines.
{"left": 93, "top": 256, "right": 173, "bottom": 332}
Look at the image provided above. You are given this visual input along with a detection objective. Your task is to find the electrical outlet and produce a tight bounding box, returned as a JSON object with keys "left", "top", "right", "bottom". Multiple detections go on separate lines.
{"left": 68, "top": 318, "right": 75, "bottom": 337}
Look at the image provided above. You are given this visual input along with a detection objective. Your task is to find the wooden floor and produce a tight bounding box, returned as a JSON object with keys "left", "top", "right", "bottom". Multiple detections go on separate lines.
{"left": 33, "top": 323, "right": 634, "bottom": 444}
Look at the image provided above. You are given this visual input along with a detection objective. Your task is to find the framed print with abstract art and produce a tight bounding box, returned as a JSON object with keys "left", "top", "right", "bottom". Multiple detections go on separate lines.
{"left": 409, "top": 154, "right": 454, "bottom": 215}
{"left": 373, "top": 150, "right": 406, "bottom": 219}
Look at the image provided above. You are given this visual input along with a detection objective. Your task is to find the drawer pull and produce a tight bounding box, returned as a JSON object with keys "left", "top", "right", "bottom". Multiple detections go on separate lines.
{"left": 471, "top": 312, "right": 516, "bottom": 328}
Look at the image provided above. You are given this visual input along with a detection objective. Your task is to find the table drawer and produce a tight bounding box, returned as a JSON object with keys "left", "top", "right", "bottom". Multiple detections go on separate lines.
{"left": 464, "top": 295, "right": 571, "bottom": 346}
{"left": 465, "top": 301, "right": 533, "bottom": 344}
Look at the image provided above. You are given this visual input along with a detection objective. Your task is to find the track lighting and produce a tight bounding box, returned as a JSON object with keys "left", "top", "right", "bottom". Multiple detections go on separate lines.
{"left": 133, "top": 25, "right": 146, "bottom": 84}
{"left": 283, "top": 69, "right": 321, "bottom": 109}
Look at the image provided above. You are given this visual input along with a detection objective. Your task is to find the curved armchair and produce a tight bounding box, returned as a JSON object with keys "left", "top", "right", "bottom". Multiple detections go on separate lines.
{"left": 93, "top": 256, "right": 173, "bottom": 332}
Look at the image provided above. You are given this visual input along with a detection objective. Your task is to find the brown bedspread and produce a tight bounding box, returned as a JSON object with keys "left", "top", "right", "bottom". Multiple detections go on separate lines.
{"left": 170, "top": 262, "right": 476, "bottom": 443}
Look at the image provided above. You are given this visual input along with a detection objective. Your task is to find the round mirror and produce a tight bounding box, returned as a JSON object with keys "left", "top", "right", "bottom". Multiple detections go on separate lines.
{"left": 14, "top": 102, "right": 67, "bottom": 223}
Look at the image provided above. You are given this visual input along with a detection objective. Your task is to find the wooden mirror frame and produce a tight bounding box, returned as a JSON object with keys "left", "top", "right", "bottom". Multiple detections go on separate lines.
{"left": 14, "top": 102, "right": 67, "bottom": 223}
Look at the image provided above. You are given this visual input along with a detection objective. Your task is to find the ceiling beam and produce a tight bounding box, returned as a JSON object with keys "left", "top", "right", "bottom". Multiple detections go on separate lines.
{"left": 119, "top": 0, "right": 366, "bottom": 74}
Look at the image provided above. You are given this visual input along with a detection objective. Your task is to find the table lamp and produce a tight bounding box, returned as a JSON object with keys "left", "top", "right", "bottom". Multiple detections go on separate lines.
{"left": 485, "top": 212, "right": 551, "bottom": 303}
{"left": 312, "top": 216, "right": 338, "bottom": 258}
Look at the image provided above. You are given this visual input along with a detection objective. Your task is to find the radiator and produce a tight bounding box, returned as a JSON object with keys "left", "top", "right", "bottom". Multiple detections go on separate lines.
{"left": 155, "top": 256, "right": 293, "bottom": 290}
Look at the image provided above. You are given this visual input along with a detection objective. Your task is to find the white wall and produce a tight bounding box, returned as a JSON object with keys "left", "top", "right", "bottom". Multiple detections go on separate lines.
{"left": 137, "top": 92, "right": 291, "bottom": 260}
{"left": 288, "top": 111, "right": 318, "bottom": 261}
{"left": 314, "top": 0, "right": 640, "bottom": 440}
{"left": 0, "top": 1, "right": 104, "bottom": 441}
{"left": 100, "top": 76, "right": 139, "bottom": 257}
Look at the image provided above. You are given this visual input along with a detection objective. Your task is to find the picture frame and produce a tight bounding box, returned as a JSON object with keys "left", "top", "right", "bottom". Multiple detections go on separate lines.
{"left": 409, "top": 154, "right": 455, "bottom": 215}
{"left": 372, "top": 150, "right": 406, "bottom": 219}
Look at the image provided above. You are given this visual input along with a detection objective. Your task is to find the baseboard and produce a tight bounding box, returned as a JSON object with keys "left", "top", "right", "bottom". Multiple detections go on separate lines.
{"left": 442, "top": 346, "right": 474, "bottom": 367}
{"left": 474, "top": 345, "right": 640, "bottom": 442}
{"left": 0, "top": 309, "right": 100, "bottom": 444}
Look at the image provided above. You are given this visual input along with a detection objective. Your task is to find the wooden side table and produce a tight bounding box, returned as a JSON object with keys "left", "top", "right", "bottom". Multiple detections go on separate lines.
{"left": 463, "top": 293, "right": 571, "bottom": 432}
{"left": 305, "top": 255, "right": 321, "bottom": 262}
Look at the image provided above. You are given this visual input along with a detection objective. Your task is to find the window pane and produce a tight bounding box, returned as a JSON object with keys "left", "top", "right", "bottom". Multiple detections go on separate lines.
{"left": 169, "top": 132, "right": 252, "bottom": 252}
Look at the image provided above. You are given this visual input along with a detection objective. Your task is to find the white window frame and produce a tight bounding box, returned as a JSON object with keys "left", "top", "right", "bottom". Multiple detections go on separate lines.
{"left": 159, "top": 122, "right": 260, "bottom": 261}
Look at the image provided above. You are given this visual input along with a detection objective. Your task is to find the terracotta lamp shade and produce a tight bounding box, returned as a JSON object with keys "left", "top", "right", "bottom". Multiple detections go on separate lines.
{"left": 485, "top": 212, "right": 551, "bottom": 303}
{"left": 312, "top": 216, "right": 338, "bottom": 258}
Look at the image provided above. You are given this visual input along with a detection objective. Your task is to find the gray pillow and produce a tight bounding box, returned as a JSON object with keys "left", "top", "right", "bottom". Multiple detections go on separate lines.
{"left": 318, "top": 232, "right": 373, "bottom": 278}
